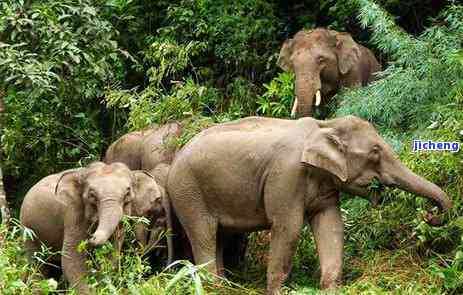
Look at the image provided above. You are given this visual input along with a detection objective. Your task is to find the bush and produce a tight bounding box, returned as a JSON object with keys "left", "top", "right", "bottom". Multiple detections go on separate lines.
{"left": 0, "top": 0, "right": 125, "bottom": 196}
{"left": 329, "top": 1, "right": 463, "bottom": 293}
{"left": 2, "top": 0, "right": 463, "bottom": 294}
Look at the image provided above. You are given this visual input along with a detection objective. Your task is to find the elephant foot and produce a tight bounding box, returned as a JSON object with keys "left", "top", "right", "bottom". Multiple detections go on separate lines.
{"left": 320, "top": 272, "right": 342, "bottom": 291}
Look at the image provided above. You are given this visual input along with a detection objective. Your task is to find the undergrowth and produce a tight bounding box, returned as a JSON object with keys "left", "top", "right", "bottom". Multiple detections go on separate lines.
{"left": 1, "top": 0, "right": 463, "bottom": 294}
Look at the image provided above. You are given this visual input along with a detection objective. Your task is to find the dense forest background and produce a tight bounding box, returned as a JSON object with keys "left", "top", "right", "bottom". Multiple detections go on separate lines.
{"left": 1, "top": 0, "right": 463, "bottom": 294}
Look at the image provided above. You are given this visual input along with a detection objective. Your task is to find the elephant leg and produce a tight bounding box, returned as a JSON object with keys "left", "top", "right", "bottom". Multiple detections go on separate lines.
{"left": 266, "top": 212, "right": 304, "bottom": 295}
{"left": 62, "top": 231, "right": 90, "bottom": 294}
{"left": 185, "top": 213, "right": 218, "bottom": 274}
{"left": 169, "top": 169, "right": 219, "bottom": 274}
{"left": 24, "top": 239, "right": 52, "bottom": 280}
{"left": 310, "top": 205, "right": 344, "bottom": 290}
{"left": 174, "top": 193, "right": 219, "bottom": 274}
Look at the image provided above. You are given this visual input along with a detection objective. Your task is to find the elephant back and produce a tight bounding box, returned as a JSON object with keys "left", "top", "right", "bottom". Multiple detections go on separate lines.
{"left": 140, "top": 122, "right": 182, "bottom": 171}
{"left": 20, "top": 173, "right": 67, "bottom": 252}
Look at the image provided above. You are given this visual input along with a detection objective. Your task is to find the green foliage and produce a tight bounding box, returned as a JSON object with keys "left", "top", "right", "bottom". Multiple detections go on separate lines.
{"left": 329, "top": 2, "right": 463, "bottom": 293}
{"left": 79, "top": 216, "right": 154, "bottom": 293}
{"left": 172, "top": 116, "right": 215, "bottom": 148}
{"left": 257, "top": 72, "right": 294, "bottom": 118}
{"left": 2, "top": 0, "right": 463, "bottom": 293}
{"left": 103, "top": 0, "right": 282, "bottom": 134}
{"left": 0, "top": 220, "right": 58, "bottom": 294}
{"left": 0, "top": 0, "right": 125, "bottom": 192}
{"left": 335, "top": 2, "right": 463, "bottom": 137}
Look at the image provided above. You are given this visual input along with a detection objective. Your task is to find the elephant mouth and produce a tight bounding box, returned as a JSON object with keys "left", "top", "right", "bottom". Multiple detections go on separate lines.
{"left": 369, "top": 188, "right": 383, "bottom": 207}
{"left": 366, "top": 178, "right": 385, "bottom": 207}
{"left": 345, "top": 178, "right": 385, "bottom": 206}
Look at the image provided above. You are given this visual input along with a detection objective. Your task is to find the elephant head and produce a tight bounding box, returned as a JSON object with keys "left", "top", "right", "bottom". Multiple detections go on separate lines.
{"left": 278, "top": 29, "right": 362, "bottom": 117}
{"left": 131, "top": 169, "right": 173, "bottom": 264}
{"left": 56, "top": 162, "right": 136, "bottom": 246}
{"left": 301, "top": 116, "right": 452, "bottom": 224}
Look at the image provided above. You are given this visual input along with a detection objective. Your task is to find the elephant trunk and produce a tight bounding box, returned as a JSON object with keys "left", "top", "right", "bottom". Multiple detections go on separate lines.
{"left": 89, "top": 199, "right": 124, "bottom": 246}
{"left": 293, "top": 67, "right": 322, "bottom": 117}
{"left": 135, "top": 224, "right": 149, "bottom": 246}
{"left": 390, "top": 162, "right": 452, "bottom": 225}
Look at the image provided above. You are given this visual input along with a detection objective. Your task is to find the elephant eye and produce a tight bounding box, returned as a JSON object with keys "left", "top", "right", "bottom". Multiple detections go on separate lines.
{"left": 369, "top": 145, "right": 381, "bottom": 163}
{"left": 124, "top": 188, "right": 132, "bottom": 203}
{"left": 87, "top": 190, "right": 97, "bottom": 204}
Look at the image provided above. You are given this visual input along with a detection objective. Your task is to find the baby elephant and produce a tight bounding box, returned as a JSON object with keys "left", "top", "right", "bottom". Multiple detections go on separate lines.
{"left": 20, "top": 162, "right": 172, "bottom": 294}
{"left": 131, "top": 165, "right": 173, "bottom": 264}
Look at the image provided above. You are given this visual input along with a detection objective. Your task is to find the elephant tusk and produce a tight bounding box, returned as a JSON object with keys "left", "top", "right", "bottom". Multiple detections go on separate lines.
{"left": 291, "top": 97, "right": 298, "bottom": 118}
{"left": 315, "top": 90, "right": 322, "bottom": 106}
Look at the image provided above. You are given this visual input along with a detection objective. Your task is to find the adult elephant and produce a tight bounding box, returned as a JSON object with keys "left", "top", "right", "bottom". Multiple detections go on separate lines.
{"left": 104, "top": 122, "right": 182, "bottom": 171}
{"left": 104, "top": 122, "right": 248, "bottom": 269}
{"left": 278, "top": 28, "right": 381, "bottom": 117}
{"left": 167, "top": 116, "right": 452, "bottom": 295}
{"left": 20, "top": 162, "right": 172, "bottom": 294}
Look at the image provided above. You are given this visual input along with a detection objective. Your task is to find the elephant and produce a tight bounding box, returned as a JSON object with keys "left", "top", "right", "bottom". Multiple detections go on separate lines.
{"left": 278, "top": 28, "right": 381, "bottom": 117}
{"left": 104, "top": 123, "right": 191, "bottom": 263}
{"left": 20, "top": 162, "right": 172, "bottom": 294}
{"left": 104, "top": 122, "right": 248, "bottom": 270}
{"left": 104, "top": 122, "right": 182, "bottom": 171}
{"left": 132, "top": 165, "right": 173, "bottom": 264}
{"left": 166, "top": 115, "right": 452, "bottom": 295}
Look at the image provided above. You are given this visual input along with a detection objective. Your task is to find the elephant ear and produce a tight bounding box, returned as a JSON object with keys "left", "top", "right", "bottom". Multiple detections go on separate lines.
{"left": 335, "top": 33, "right": 361, "bottom": 75}
{"left": 55, "top": 169, "right": 84, "bottom": 204}
{"left": 277, "top": 38, "right": 294, "bottom": 71}
{"left": 301, "top": 128, "right": 348, "bottom": 182}
{"left": 132, "top": 171, "right": 162, "bottom": 217}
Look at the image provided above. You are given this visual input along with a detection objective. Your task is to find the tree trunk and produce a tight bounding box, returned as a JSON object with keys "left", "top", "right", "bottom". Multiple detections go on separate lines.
{"left": 0, "top": 93, "right": 9, "bottom": 225}
{"left": 0, "top": 167, "right": 9, "bottom": 225}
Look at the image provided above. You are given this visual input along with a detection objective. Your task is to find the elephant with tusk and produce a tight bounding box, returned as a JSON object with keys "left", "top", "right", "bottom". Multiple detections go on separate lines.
{"left": 20, "top": 162, "right": 172, "bottom": 294}
{"left": 278, "top": 28, "right": 381, "bottom": 118}
{"left": 167, "top": 115, "right": 452, "bottom": 295}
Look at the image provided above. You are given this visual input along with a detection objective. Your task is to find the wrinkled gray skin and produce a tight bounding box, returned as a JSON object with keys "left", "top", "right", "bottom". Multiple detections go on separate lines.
{"left": 104, "top": 123, "right": 248, "bottom": 270}
{"left": 104, "top": 122, "right": 182, "bottom": 171}
{"left": 132, "top": 167, "right": 174, "bottom": 264}
{"left": 20, "top": 162, "right": 170, "bottom": 294}
{"left": 278, "top": 28, "right": 381, "bottom": 117}
{"left": 104, "top": 123, "right": 182, "bottom": 263}
{"left": 167, "top": 116, "right": 452, "bottom": 295}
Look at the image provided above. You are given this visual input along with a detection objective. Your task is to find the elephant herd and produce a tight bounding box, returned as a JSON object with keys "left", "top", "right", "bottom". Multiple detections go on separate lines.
{"left": 18, "top": 28, "right": 452, "bottom": 295}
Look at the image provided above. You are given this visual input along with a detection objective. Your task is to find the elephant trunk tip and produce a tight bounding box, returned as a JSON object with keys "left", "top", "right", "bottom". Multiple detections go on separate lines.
{"left": 89, "top": 230, "right": 112, "bottom": 246}
{"left": 431, "top": 190, "right": 452, "bottom": 212}
{"left": 424, "top": 192, "right": 452, "bottom": 227}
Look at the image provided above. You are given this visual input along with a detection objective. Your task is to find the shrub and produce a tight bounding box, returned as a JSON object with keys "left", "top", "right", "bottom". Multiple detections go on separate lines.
{"left": 0, "top": 0, "right": 124, "bottom": 195}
